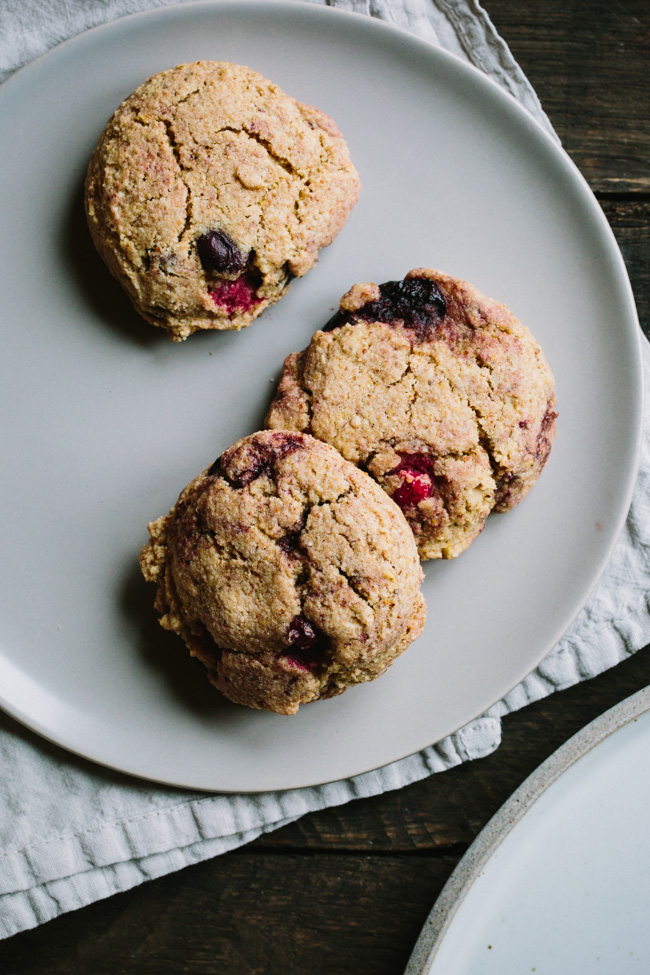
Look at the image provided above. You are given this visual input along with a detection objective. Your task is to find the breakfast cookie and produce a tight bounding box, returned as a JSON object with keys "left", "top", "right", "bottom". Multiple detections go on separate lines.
{"left": 85, "top": 61, "right": 360, "bottom": 340}
{"left": 140, "top": 431, "right": 425, "bottom": 715}
{"left": 266, "top": 269, "right": 557, "bottom": 560}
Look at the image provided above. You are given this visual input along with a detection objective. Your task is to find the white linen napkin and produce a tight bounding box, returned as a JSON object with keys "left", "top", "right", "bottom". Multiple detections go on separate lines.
{"left": 1, "top": 0, "right": 648, "bottom": 941}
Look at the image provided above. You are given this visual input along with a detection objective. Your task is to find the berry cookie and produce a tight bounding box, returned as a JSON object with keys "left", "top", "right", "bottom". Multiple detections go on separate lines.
{"left": 85, "top": 61, "right": 359, "bottom": 340}
{"left": 140, "top": 431, "right": 425, "bottom": 715}
{"left": 266, "top": 269, "right": 557, "bottom": 559}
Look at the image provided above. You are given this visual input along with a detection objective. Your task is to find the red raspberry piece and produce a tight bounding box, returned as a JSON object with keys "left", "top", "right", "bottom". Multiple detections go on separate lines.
{"left": 389, "top": 452, "right": 435, "bottom": 510}
{"left": 209, "top": 276, "right": 262, "bottom": 314}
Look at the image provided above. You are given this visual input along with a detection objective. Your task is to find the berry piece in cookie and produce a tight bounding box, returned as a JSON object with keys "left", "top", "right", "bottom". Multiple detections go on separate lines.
{"left": 266, "top": 269, "right": 557, "bottom": 560}
{"left": 139, "top": 431, "right": 425, "bottom": 715}
{"left": 85, "top": 61, "right": 360, "bottom": 340}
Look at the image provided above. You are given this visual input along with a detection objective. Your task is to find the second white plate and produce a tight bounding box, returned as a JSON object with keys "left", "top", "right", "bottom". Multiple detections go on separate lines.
{"left": 406, "top": 687, "right": 650, "bottom": 974}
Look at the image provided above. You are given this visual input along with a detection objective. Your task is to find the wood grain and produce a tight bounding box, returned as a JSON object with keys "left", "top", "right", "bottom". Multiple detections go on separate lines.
{"left": 0, "top": 854, "right": 459, "bottom": 975}
{"left": 603, "top": 199, "right": 650, "bottom": 332}
{"left": 486, "top": 0, "right": 650, "bottom": 192}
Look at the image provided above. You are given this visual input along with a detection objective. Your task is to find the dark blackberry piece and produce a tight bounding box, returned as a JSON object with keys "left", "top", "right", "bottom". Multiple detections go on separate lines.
{"left": 287, "top": 615, "right": 317, "bottom": 650}
{"left": 197, "top": 230, "right": 250, "bottom": 274}
{"left": 324, "top": 276, "right": 447, "bottom": 339}
{"left": 225, "top": 433, "right": 305, "bottom": 487}
{"left": 280, "top": 615, "right": 324, "bottom": 673}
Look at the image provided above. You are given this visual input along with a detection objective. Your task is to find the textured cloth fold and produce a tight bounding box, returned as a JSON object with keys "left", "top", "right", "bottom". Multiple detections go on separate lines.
{"left": 0, "top": 0, "right": 647, "bottom": 941}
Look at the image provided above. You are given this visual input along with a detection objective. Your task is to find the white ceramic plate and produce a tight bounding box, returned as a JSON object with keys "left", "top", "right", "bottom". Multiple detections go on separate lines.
{"left": 0, "top": 1, "right": 642, "bottom": 792}
{"left": 406, "top": 686, "right": 650, "bottom": 974}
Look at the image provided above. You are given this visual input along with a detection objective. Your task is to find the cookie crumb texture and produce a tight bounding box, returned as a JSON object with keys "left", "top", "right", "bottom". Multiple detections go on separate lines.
{"left": 266, "top": 269, "right": 557, "bottom": 560}
{"left": 85, "top": 61, "right": 360, "bottom": 340}
{"left": 140, "top": 431, "right": 425, "bottom": 715}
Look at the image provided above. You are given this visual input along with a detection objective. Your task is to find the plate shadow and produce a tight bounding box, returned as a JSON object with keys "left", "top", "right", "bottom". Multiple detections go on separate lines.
{"left": 62, "top": 178, "right": 170, "bottom": 349}
{"left": 120, "top": 558, "right": 236, "bottom": 719}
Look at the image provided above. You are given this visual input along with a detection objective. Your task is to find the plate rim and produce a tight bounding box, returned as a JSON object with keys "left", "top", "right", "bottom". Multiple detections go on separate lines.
{"left": 404, "top": 684, "right": 650, "bottom": 975}
{"left": 0, "top": 0, "right": 644, "bottom": 792}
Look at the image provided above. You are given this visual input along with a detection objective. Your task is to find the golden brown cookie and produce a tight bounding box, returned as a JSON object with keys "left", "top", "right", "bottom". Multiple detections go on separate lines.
{"left": 266, "top": 269, "right": 557, "bottom": 559}
{"left": 85, "top": 61, "right": 359, "bottom": 340}
{"left": 140, "top": 431, "right": 425, "bottom": 715}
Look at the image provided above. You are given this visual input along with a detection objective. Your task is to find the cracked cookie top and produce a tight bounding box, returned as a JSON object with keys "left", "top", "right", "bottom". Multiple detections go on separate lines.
{"left": 139, "top": 431, "right": 425, "bottom": 715}
{"left": 85, "top": 61, "right": 360, "bottom": 340}
{"left": 266, "top": 269, "right": 557, "bottom": 560}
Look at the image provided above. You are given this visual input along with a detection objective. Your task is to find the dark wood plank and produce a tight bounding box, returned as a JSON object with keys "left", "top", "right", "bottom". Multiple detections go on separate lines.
{"left": 0, "top": 853, "right": 455, "bottom": 975}
{"left": 485, "top": 0, "right": 650, "bottom": 192}
{"left": 602, "top": 198, "right": 650, "bottom": 334}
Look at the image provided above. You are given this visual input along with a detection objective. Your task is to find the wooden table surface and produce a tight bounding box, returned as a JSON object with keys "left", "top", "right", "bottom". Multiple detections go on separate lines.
{"left": 2, "top": 1, "right": 649, "bottom": 971}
